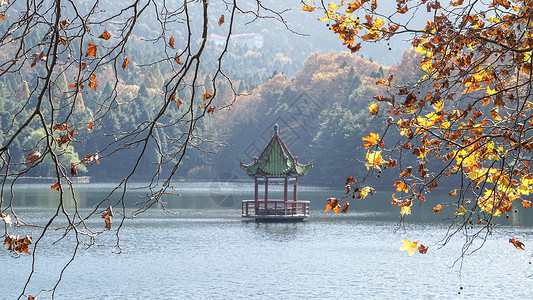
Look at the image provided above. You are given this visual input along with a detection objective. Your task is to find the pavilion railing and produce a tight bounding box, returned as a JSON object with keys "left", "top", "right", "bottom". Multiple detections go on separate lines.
{"left": 242, "top": 199, "right": 310, "bottom": 218}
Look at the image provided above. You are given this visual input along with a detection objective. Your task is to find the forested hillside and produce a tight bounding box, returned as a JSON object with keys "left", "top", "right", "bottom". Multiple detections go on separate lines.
{"left": 0, "top": 0, "right": 417, "bottom": 185}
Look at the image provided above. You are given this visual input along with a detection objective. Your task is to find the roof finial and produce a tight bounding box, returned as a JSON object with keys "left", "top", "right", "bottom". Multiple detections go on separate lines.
{"left": 274, "top": 123, "right": 279, "bottom": 136}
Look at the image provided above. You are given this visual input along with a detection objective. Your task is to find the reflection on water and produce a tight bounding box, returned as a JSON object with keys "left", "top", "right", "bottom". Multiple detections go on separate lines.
{"left": 1, "top": 182, "right": 532, "bottom": 299}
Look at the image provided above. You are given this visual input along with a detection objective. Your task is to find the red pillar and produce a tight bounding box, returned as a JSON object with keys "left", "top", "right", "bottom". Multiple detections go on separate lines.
{"left": 293, "top": 177, "right": 298, "bottom": 201}
{"left": 284, "top": 177, "right": 288, "bottom": 215}
{"left": 254, "top": 177, "right": 259, "bottom": 215}
{"left": 265, "top": 177, "right": 268, "bottom": 213}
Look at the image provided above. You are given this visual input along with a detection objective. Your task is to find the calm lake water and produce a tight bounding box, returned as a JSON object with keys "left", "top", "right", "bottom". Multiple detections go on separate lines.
{"left": 1, "top": 182, "right": 532, "bottom": 299}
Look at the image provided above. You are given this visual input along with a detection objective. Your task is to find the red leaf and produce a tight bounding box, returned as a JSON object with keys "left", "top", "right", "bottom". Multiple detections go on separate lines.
{"left": 509, "top": 238, "right": 525, "bottom": 250}
{"left": 218, "top": 14, "right": 225, "bottom": 26}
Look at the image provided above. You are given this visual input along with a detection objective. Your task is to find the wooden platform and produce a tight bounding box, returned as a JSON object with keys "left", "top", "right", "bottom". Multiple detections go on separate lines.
{"left": 242, "top": 199, "right": 309, "bottom": 221}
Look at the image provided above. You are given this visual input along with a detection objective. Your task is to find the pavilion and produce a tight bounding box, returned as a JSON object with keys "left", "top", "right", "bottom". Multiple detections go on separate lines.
{"left": 240, "top": 124, "right": 312, "bottom": 221}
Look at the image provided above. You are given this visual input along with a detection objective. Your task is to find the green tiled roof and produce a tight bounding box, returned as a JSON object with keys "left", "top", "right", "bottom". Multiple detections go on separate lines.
{"left": 240, "top": 124, "right": 312, "bottom": 178}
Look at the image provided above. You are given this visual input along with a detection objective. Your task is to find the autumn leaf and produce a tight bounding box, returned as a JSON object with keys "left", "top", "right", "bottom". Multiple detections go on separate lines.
{"left": 0, "top": 13, "right": 5, "bottom": 20}
{"left": 418, "top": 244, "right": 428, "bottom": 254}
{"left": 101, "top": 206, "right": 114, "bottom": 230}
{"left": 177, "top": 99, "right": 183, "bottom": 109}
{"left": 174, "top": 54, "right": 184, "bottom": 65}
{"left": 393, "top": 181, "right": 409, "bottom": 193}
{"left": 522, "top": 200, "right": 532, "bottom": 209}
{"left": 509, "top": 238, "right": 524, "bottom": 250}
{"left": 368, "top": 102, "right": 379, "bottom": 115}
{"left": 199, "top": 103, "right": 207, "bottom": 109}
{"left": 399, "top": 166, "right": 412, "bottom": 178}
{"left": 346, "top": 176, "right": 356, "bottom": 185}
{"left": 362, "top": 132, "right": 381, "bottom": 148}
{"left": 30, "top": 52, "right": 47, "bottom": 67}
{"left": 450, "top": 0, "right": 464, "bottom": 6}
{"left": 51, "top": 182, "right": 60, "bottom": 190}
{"left": 13, "top": 235, "right": 32, "bottom": 255}
{"left": 88, "top": 74, "right": 99, "bottom": 91}
{"left": 28, "top": 296, "right": 36, "bottom": 300}
{"left": 0, "top": 213, "right": 12, "bottom": 226}
{"left": 86, "top": 42, "right": 97, "bottom": 57}
{"left": 325, "top": 198, "right": 340, "bottom": 213}
{"left": 79, "top": 62, "right": 87, "bottom": 70}
{"left": 361, "top": 32, "right": 380, "bottom": 40}
{"left": 448, "top": 189, "right": 457, "bottom": 196}
{"left": 98, "top": 29, "right": 111, "bottom": 40}
{"left": 400, "top": 238, "right": 418, "bottom": 256}
{"left": 400, "top": 202, "right": 412, "bottom": 216}
{"left": 88, "top": 121, "right": 94, "bottom": 130}
{"left": 432, "top": 204, "right": 442, "bottom": 213}
{"left": 218, "top": 14, "right": 225, "bottom": 26}
{"left": 122, "top": 58, "right": 129, "bottom": 71}
{"left": 302, "top": 5, "right": 315, "bottom": 12}
{"left": 357, "top": 186, "right": 375, "bottom": 199}
{"left": 81, "top": 153, "right": 100, "bottom": 165}
{"left": 454, "top": 205, "right": 467, "bottom": 215}
{"left": 204, "top": 92, "right": 213, "bottom": 100}
{"left": 169, "top": 36, "right": 175, "bottom": 49}
{"left": 341, "top": 202, "right": 350, "bottom": 213}
{"left": 70, "top": 163, "right": 78, "bottom": 176}
{"left": 26, "top": 151, "right": 41, "bottom": 163}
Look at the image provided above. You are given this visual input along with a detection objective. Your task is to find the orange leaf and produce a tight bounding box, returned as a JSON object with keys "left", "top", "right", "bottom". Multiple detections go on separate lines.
{"left": 450, "top": 0, "right": 464, "bottom": 6}
{"left": 88, "top": 122, "right": 94, "bottom": 130}
{"left": 302, "top": 5, "right": 315, "bottom": 12}
{"left": 448, "top": 189, "right": 457, "bottom": 196}
{"left": 325, "top": 198, "right": 339, "bottom": 213}
{"left": 169, "top": 36, "right": 175, "bottom": 49}
{"left": 393, "top": 181, "right": 408, "bottom": 193}
{"left": 51, "top": 182, "right": 60, "bottom": 190}
{"left": 0, "top": 13, "right": 6, "bottom": 20}
{"left": 333, "top": 204, "right": 341, "bottom": 215}
{"left": 522, "top": 200, "right": 532, "bottom": 209}
{"left": 399, "top": 166, "right": 413, "bottom": 178}
{"left": 418, "top": 244, "right": 428, "bottom": 254}
{"left": 174, "top": 54, "right": 184, "bottom": 65}
{"left": 103, "top": 215, "right": 112, "bottom": 230}
{"left": 432, "top": 204, "right": 442, "bottom": 213}
{"left": 509, "top": 238, "right": 525, "bottom": 250}
{"left": 362, "top": 132, "right": 380, "bottom": 149}
{"left": 122, "top": 58, "right": 129, "bottom": 71}
{"left": 199, "top": 103, "right": 207, "bottom": 109}
{"left": 207, "top": 106, "right": 215, "bottom": 114}
{"left": 86, "top": 43, "right": 97, "bottom": 57}
{"left": 218, "top": 14, "right": 225, "bottom": 26}
{"left": 98, "top": 29, "right": 111, "bottom": 40}
{"left": 204, "top": 92, "right": 213, "bottom": 100}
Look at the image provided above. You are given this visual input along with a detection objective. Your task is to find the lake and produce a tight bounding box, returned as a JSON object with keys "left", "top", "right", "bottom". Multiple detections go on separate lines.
{"left": 1, "top": 182, "right": 532, "bottom": 299}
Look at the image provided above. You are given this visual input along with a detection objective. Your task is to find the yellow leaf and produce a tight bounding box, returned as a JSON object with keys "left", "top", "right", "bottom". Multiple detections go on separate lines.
{"left": 357, "top": 186, "right": 375, "bottom": 199}
{"left": 448, "top": 189, "right": 457, "bottom": 196}
{"left": 454, "top": 205, "right": 467, "bottom": 215}
{"left": 400, "top": 202, "right": 412, "bottom": 216}
{"left": 328, "top": 1, "right": 342, "bottom": 10}
{"left": 399, "top": 238, "right": 418, "bottom": 257}
{"left": 368, "top": 102, "right": 379, "bottom": 115}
